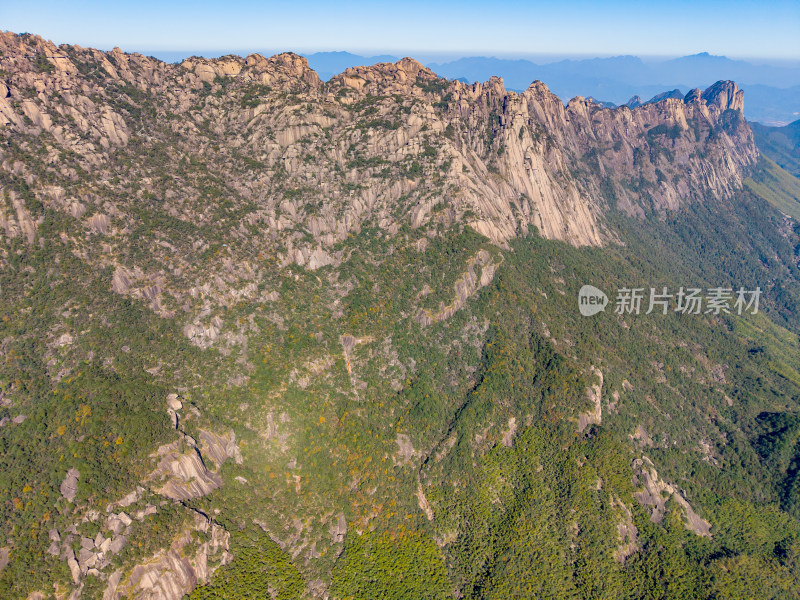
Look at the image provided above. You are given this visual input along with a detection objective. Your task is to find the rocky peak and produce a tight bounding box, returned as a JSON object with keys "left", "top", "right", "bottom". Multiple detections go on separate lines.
{"left": 328, "top": 56, "right": 442, "bottom": 98}
{"left": 525, "top": 80, "right": 552, "bottom": 95}
{"left": 482, "top": 75, "right": 507, "bottom": 97}
{"left": 684, "top": 88, "right": 703, "bottom": 104}
{"left": 701, "top": 80, "right": 744, "bottom": 112}
{"left": 396, "top": 56, "right": 432, "bottom": 78}
{"left": 0, "top": 30, "right": 758, "bottom": 257}
{"left": 244, "top": 52, "right": 268, "bottom": 68}
{"left": 625, "top": 95, "right": 643, "bottom": 109}
{"left": 180, "top": 55, "right": 243, "bottom": 83}
{"left": 180, "top": 51, "right": 320, "bottom": 90}
{"left": 259, "top": 52, "right": 321, "bottom": 86}
{"left": 0, "top": 31, "right": 74, "bottom": 75}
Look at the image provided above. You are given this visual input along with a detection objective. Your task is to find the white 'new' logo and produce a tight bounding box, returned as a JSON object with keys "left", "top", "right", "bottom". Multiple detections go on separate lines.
{"left": 578, "top": 285, "right": 608, "bottom": 316}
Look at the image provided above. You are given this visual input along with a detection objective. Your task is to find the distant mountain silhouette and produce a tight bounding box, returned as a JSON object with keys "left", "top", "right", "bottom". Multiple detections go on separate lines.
{"left": 303, "top": 51, "right": 399, "bottom": 81}
{"left": 427, "top": 53, "right": 800, "bottom": 124}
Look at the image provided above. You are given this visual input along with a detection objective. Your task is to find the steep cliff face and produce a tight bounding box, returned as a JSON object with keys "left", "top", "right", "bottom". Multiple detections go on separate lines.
{"left": 514, "top": 79, "right": 756, "bottom": 215}
{"left": 0, "top": 31, "right": 758, "bottom": 359}
{"left": 0, "top": 32, "right": 755, "bottom": 255}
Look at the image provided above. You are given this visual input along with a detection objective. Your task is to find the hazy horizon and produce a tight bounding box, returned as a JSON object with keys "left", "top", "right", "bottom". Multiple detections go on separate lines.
{"left": 99, "top": 48, "right": 800, "bottom": 69}
{"left": 8, "top": 37, "right": 792, "bottom": 70}
{"left": 2, "top": 0, "right": 798, "bottom": 60}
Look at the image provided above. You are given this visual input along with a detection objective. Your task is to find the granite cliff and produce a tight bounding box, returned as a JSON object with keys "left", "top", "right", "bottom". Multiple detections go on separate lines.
{"left": 0, "top": 31, "right": 755, "bottom": 255}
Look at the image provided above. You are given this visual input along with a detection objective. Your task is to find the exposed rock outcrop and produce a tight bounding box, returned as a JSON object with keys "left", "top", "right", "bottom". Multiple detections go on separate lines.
{"left": 330, "top": 513, "right": 347, "bottom": 543}
{"left": 632, "top": 457, "right": 712, "bottom": 536}
{"left": 0, "top": 547, "right": 9, "bottom": 574}
{"left": 578, "top": 367, "right": 603, "bottom": 432}
{"left": 416, "top": 482, "right": 434, "bottom": 521}
{"left": 416, "top": 250, "right": 499, "bottom": 325}
{"left": 59, "top": 468, "right": 80, "bottom": 502}
{"left": 107, "top": 512, "right": 231, "bottom": 600}
{"left": 0, "top": 30, "right": 756, "bottom": 269}
{"left": 148, "top": 430, "right": 242, "bottom": 501}
{"left": 611, "top": 495, "right": 639, "bottom": 562}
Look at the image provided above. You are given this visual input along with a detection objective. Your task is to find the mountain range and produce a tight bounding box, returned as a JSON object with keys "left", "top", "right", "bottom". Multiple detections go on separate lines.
{"left": 297, "top": 51, "right": 800, "bottom": 125}
{"left": 1, "top": 30, "right": 800, "bottom": 600}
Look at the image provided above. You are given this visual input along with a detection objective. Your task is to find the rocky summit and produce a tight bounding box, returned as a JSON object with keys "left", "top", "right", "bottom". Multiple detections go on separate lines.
{"left": 1, "top": 30, "right": 799, "bottom": 600}
{"left": 0, "top": 32, "right": 755, "bottom": 257}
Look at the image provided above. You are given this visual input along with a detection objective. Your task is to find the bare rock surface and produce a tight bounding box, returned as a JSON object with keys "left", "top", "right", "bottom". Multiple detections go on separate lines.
{"left": 416, "top": 250, "right": 499, "bottom": 325}
{"left": 107, "top": 513, "right": 231, "bottom": 600}
{"left": 0, "top": 547, "right": 9, "bottom": 574}
{"left": 148, "top": 429, "right": 241, "bottom": 500}
{"left": 60, "top": 468, "right": 80, "bottom": 502}
{"left": 578, "top": 367, "right": 603, "bottom": 432}
{"left": 611, "top": 495, "right": 640, "bottom": 562}
{"left": 633, "top": 457, "right": 712, "bottom": 536}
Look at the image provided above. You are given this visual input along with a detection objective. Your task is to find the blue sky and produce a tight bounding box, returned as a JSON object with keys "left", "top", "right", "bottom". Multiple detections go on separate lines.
{"left": 2, "top": 0, "right": 799, "bottom": 60}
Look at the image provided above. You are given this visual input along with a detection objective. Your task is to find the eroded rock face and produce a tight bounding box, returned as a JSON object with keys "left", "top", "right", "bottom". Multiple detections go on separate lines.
{"left": 45, "top": 427, "right": 239, "bottom": 598}
{"left": 198, "top": 429, "right": 244, "bottom": 470}
{"left": 611, "top": 495, "right": 639, "bottom": 563}
{"left": 0, "top": 547, "right": 10, "bottom": 574}
{"left": 416, "top": 250, "right": 499, "bottom": 325}
{"left": 702, "top": 80, "right": 744, "bottom": 112}
{"left": 107, "top": 512, "right": 231, "bottom": 600}
{"left": 0, "top": 31, "right": 758, "bottom": 358}
{"left": 148, "top": 429, "right": 241, "bottom": 501}
{"left": 0, "top": 31, "right": 755, "bottom": 266}
{"left": 632, "top": 457, "right": 712, "bottom": 536}
{"left": 1, "top": 191, "right": 39, "bottom": 246}
{"left": 152, "top": 445, "right": 222, "bottom": 500}
{"left": 578, "top": 367, "right": 603, "bottom": 432}
{"left": 330, "top": 513, "right": 347, "bottom": 543}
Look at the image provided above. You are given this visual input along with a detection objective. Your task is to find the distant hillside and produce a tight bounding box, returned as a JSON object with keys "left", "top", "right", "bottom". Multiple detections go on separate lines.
{"left": 752, "top": 119, "right": 800, "bottom": 176}
{"left": 746, "top": 157, "right": 800, "bottom": 221}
